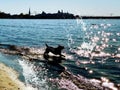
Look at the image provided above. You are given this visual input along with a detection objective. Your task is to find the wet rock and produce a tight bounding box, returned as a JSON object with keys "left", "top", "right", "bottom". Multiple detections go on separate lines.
{"left": 60, "top": 71, "right": 103, "bottom": 90}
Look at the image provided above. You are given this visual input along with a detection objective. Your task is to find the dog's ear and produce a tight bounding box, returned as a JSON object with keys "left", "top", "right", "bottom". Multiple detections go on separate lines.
{"left": 58, "top": 45, "right": 63, "bottom": 47}
{"left": 58, "top": 45, "right": 64, "bottom": 49}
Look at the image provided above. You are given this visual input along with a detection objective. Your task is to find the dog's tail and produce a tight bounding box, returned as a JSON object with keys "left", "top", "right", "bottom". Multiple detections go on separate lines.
{"left": 45, "top": 44, "right": 48, "bottom": 47}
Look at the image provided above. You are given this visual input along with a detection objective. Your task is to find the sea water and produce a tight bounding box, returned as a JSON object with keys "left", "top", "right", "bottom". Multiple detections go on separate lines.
{"left": 0, "top": 19, "right": 120, "bottom": 89}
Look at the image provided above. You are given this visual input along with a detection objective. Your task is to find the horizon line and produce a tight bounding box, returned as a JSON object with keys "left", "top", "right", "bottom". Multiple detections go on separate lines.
{"left": 0, "top": 9, "right": 119, "bottom": 17}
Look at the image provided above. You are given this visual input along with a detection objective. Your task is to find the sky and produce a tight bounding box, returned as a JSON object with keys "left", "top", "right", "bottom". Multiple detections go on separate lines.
{"left": 0, "top": 0, "right": 120, "bottom": 16}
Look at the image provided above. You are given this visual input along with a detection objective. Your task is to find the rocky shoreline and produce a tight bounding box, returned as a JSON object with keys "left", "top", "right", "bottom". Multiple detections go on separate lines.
{"left": 0, "top": 44, "right": 119, "bottom": 90}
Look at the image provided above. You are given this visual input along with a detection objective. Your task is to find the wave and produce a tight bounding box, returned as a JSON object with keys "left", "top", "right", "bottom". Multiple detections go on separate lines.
{"left": 18, "top": 59, "right": 50, "bottom": 90}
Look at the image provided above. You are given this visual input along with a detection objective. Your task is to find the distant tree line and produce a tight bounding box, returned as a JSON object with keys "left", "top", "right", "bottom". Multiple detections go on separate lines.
{"left": 0, "top": 10, "right": 76, "bottom": 19}
{"left": 0, "top": 10, "right": 120, "bottom": 19}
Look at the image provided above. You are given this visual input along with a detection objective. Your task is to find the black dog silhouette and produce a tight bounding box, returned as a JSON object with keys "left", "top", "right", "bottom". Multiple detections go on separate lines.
{"left": 44, "top": 44, "right": 65, "bottom": 57}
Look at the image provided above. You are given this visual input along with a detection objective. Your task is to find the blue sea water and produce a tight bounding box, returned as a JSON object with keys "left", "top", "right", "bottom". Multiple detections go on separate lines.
{"left": 0, "top": 19, "right": 120, "bottom": 89}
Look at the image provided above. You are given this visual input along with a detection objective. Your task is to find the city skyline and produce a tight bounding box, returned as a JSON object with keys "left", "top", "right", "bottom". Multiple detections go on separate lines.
{"left": 0, "top": 0, "right": 120, "bottom": 16}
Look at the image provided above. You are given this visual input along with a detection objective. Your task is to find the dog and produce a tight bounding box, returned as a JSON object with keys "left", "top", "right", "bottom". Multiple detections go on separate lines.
{"left": 44, "top": 44, "right": 65, "bottom": 57}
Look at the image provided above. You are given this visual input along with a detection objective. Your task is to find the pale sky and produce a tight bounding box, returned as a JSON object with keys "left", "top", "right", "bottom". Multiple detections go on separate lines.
{"left": 0, "top": 0, "right": 120, "bottom": 16}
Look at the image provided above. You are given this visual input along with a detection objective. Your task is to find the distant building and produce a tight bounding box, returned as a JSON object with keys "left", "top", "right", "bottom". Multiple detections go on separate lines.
{"left": 29, "top": 8, "right": 31, "bottom": 16}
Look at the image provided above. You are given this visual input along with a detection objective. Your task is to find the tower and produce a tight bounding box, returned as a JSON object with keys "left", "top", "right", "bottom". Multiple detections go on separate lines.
{"left": 29, "top": 8, "right": 31, "bottom": 16}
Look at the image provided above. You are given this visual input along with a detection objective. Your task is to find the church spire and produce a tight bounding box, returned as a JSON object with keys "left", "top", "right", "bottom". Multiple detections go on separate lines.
{"left": 29, "top": 8, "right": 31, "bottom": 16}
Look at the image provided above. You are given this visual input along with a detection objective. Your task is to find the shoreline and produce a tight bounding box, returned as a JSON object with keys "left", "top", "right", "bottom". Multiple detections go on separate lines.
{"left": 0, "top": 44, "right": 120, "bottom": 90}
{"left": 0, "top": 63, "right": 25, "bottom": 90}
{"left": 0, "top": 17, "right": 120, "bottom": 19}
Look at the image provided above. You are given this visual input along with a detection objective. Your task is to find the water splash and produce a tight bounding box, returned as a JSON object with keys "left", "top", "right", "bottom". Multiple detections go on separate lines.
{"left": 63, "top": 22, "right": 75, "bottom": 50}
{"left": 18, "top": 59, "right": 51, "bottom": 90}
{"left": 75, "top": 18, "right": 96, "bottom": 60}
{"left": 74, "top": 18, "right": 115, "bottom": 60}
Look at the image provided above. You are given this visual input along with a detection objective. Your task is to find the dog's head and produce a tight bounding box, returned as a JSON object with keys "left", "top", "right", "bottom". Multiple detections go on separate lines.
{"left": 58, "top": 45, "right": 64, "bottom": 50}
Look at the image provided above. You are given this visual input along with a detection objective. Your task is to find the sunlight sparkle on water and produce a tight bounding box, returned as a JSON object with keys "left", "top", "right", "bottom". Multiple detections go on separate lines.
{"left": 118, "top": 48, "right": 120, "bottom": 51}
{"left": 116, "top": 33, "right": 120, "bottom": 36}
{"left": 88, "top": 70, "right": 93, "bottom": 74}
{"left": 113, "top": 39, "right": 117, "bottom": 42}
{"left": 101, "top": 77, "right": 118, "bottom": 90}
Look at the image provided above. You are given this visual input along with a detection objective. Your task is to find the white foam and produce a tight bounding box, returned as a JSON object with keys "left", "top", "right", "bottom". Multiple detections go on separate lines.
{"left": 90, "top": 78, "right": 118, "bottom": 90}
{"left": 63, "top": 52, "right": 74, "bottom": 60}
{"left": 24, "top": 85, "right": 37, "bottom": 90}
{"left": 18, "top": 59, "right": 49, "bottom": 90}
{"left": 73, "top": 48, "right": 111, "bottom": 58}
{"left": 30, "top": 47, "right": 45, "bottom": 55}
{"left": 101, "top": 77, "right": 118, "bottom": 90}
{"left": 102, "top": 82, "right": 118, "bottom": 90}
{"left": 80, "top": 42, "right": 96, "bottom": 51}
